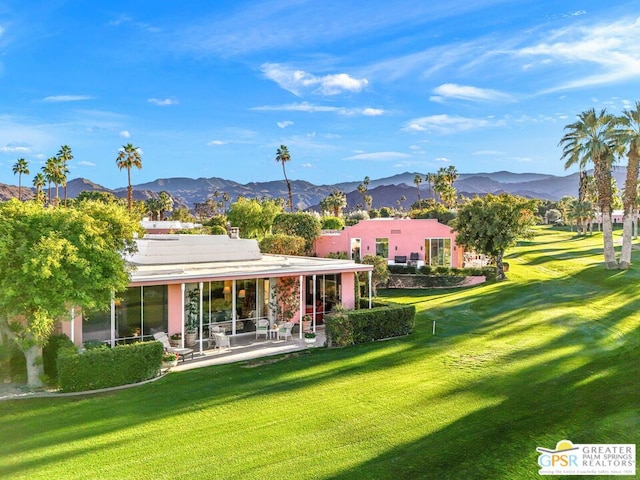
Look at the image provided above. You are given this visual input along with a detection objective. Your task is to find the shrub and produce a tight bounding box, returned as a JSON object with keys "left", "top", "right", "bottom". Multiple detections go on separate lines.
{"left": 325, "top": 302, "right": 415, "bottom": 347}
{"left": 43, "top": 334, "right": 76, "bottom": 381}
{"left": 57, "top": 341, "right": 163, "bottom": 392}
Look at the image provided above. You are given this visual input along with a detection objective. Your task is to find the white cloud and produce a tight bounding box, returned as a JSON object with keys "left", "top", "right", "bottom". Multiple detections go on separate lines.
{"left": 362, "top": 108, "right": 384, "bottom": 116}
{"left": 430, "top": 83, "right": 513, "bottom": 103}
{"left": 43, "top": 95, "right": 92, "bottom": 103}
{"left": 148, "top": 98, "right": 179, "bottom": 106}
{"left": 120, "top": 130, "right": 131, "bottom": 138}
{"left": 473, "top": 150, "right": 505, "bottom": 156}
{"left": 435, "top": 157, "right": 451, "bottom": 162}
{"left": 0, "top": 142, "right": 31, "bottom": 153}
{"left": 277, "top": 121, "right": 294, "bottom": 128}
{"left": 261, "top": 63, "right": 368, "bottom": 96}
{"left": 300, "top": 162, "right": 312, "bottom": 168}
{"left": 78, "top": 160, "right": 96, "bottom": 166}
{"left": 403, "top": 114, "right": 503, "bottom": 134}
{"left": 207, "top": 140, "right": 227, "bottom": 146}
{"left": 0, "top": 25, "right": 5, "bottom": 37}
{"left": 517, "top": 16, "right": 640, "bottom": 92}
{"left": 344, "top": 151, "right": 411, "bottom": 162}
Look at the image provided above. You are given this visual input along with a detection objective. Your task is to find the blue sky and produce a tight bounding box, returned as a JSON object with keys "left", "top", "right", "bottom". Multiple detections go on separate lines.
{"left": 1, "top": 1, "right": 639, "bottom": 189}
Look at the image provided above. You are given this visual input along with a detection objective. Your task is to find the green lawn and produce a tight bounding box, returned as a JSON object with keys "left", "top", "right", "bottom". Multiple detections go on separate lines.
{"left": 1, "top": 227, "right": 638, "bottom": 479}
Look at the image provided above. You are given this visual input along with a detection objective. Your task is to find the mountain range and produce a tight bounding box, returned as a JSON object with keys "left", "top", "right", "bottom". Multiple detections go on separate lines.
{"left": 1, "top": 169, "right": 628, "bottom": 211}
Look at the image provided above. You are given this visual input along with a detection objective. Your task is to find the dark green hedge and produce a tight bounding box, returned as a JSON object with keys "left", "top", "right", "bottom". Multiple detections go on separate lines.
{"left": 57, "top": 341, "right": 163, "bottom": 392}
{"left": 325, "top": 302, "right": 415, "bottom": 348}
{"left": 43, "top": 334, "right": 75, "bottom": 381}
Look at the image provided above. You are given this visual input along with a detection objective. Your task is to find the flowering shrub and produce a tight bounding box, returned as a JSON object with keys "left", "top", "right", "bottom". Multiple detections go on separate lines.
{"left": 163, "top": 351, "right": 178, "bottom": 362}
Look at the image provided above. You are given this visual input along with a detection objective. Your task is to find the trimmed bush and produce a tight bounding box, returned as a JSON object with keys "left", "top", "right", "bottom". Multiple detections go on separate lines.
{"left": 325, "top": 302, "right": 415, "bottom": 347}
{"left": 57, "top": 341, "right": 163, "bottom": 392}
{"left": 43, "top": 334, "right": 76, "bottom": 381}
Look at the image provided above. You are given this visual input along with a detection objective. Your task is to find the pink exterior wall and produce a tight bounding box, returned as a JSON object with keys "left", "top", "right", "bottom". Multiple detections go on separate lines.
{"left": 341, "top": 272, "right": 356, "bottom": 309}
{"left": 315, "top": 218, "right": 463, "bottom": 267}
{"left": 167, "top": 284, "right": 184, "bottom": 337}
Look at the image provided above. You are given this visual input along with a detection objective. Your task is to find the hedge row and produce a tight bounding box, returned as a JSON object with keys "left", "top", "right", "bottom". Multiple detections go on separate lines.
{"left": 387, "top": 264, "right": 497, "bottom": 278}
{"left": 57, "top": 341, "right": 163, "bottom": 392}
{"left": 325, "top": 302, "right": 415, "bottom": 348}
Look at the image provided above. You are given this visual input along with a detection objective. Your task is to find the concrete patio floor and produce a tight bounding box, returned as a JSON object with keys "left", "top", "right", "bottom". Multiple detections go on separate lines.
{"left": 169, "top": 327, "right": 326, "bottom": 372}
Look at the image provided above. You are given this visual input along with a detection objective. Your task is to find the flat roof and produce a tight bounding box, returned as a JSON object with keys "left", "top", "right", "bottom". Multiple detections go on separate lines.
{"left": 128, "top": 234, "right": 372, "bottom": 285}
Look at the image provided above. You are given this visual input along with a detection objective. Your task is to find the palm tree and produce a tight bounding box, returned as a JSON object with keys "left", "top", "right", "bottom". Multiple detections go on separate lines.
{"left": 320, "top": 190, "right": 347, "bottom": 217}
{"left": 275, "top": 145, "right": 293, "bottom": 212}
{"left": 56, "top": 145, "right": 73, "bottom": 206}
{"left": 42, "top": 157, "right": 61, "bottom": 206}
{"left": 616, "top": 101, "right": 640, "bottom": 268}
{"left": 222, "top": 192, "right": 231, "bottom": 213}
{"left": 12, "top": 158, "right": 29, "bottom": 201}
{"left": 32, "top": 173, "right": 46, "bottom": 204}
{"left": 116, "top": 143, "right": 143, "bottom": 211}
{"left": 157, "top": 191, "right": 174, "bottom": 220}
{"left": 414, "top": 174, "right": 423, "bottom": 207}
{"left": 560, "top": 108, "right": 619, "bottom": 268}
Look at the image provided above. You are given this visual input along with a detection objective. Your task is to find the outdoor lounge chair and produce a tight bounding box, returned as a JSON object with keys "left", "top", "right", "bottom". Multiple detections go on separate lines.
{"left": 256, "top": 319, "right": 270, "bottom": 339}
{"left": 153, "top": 332, "right": 194, "bottom": 362}
{"left": 277, "top": 322, "right": 294, "bottom": 341}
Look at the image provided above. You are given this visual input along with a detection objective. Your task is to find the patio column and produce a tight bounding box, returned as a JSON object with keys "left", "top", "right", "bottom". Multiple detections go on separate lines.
{"left": 312, "top": 274, "right": 316, "bottom": 333}
{"left": 180, "top": 283, "right": 185, "bottom": 348}
{"left": 70, "top": 307, "right": 75, "bottom": 345}
{"left": 198, "top": 281, "right": 204, "bottom": 354}
{"left": 299, "top": 275, "right": 304, "bottom": 339}
{"left": 368, "top": 270, "right": 372, "bottom": 309}
{"left": 232, "top": 280, "right": 236, "bottom": 335}
{"left": 110, "top": 294, "right": 116, "bottom": 348}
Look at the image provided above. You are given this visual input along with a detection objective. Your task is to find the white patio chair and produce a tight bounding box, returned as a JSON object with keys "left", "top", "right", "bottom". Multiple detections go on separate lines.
{"left": 277, "top": 322, "right": 294, "bottom": 342}
{"left": 256, "top": 319, "right": 270, "bottom": 339}
{"left": 212, "top": 332, "right": 231, "bottom": 352}
{"left": 153, "top": 332, "right": 194, "bottom": 362}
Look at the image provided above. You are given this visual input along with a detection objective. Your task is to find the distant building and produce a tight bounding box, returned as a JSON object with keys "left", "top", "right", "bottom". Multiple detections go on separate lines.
{"left": 314, "top": 218, "right": 464, "bottom": 268}
{"left": 141, "top": 219, "right": 203, "bottom": 234}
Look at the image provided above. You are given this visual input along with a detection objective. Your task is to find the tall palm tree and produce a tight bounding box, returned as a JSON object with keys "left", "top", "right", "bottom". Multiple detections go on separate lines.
{"left": 116, "top": 143, "right": 143, "bottom": 211}
{"left": 616, "top": 101, "right": 640, "bottom": 268}
{"left": 32, "top": 173, "right": 46, "bottom": 204}
{"left": 42, "top": 157, "right": 61, "bottom": 206}
{"left": 275, "top": 145, "right": 293, "bottom": 212}
{"left": 12, "top": 158, "right": 29, "bottom": 201}
{"left": 414, "top": 174, "right": 423, "bottom": 207}
{"left": 560, "top": 108, "right": 619, "bottom": 268}
{"left": 320, "top": 190, "right": 347, "bottom": 217}
{"left": 56, "top": 145, "right": 73, "bottom": 206}
{"left": 157, "top": 191, "right": 174, "bottom": 220}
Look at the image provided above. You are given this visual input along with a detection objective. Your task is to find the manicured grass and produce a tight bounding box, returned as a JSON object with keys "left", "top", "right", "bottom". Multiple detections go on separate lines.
{"left": 1, "top": 227, "right": 638, "bottom": 479}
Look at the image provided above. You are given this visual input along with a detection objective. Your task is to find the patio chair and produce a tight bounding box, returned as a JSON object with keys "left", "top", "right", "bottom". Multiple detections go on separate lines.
{"left": 277, "top": 322, "right": 294, "bottom": 342}
{"left": 212, "top": 332, "right": 231, "bottom": 352}
{"left": 153, "top": 332, "right": 194, "bottom": 362}
{"left": 256, "top": 319, "right": 270, "bottom": 339}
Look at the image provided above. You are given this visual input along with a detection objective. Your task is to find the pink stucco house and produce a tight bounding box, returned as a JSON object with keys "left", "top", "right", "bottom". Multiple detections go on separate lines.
{"left": 314, "top": 218, "right": 463, "bottom": 268}
{"left": 60, "top": 234, "right": 372, "bottom": 352}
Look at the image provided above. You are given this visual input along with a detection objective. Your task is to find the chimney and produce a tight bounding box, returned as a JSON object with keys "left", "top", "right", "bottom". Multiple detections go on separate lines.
{"left": 229, "top": 227, "right": 240, "bottom": 239}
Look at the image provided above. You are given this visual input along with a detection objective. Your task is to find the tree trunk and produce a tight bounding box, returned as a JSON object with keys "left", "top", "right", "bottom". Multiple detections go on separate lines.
{"left": 601, "top": 211, "right": 618, "bottom": 269}
{"left": 495, "top": 252, "right": 507, "bottom": 281}
{"left": 24, "top": 343, "right": 44, "bottom": 388}
{"left": 620, "top": 213, "right": 633, "bottom": 269}
{"left": 621, "top": 149, "right": 639, "bottom": 267}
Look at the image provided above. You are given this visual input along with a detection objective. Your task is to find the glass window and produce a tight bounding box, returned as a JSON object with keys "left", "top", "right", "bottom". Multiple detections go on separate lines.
{"left": 375, "top": 238, "right": 389, "bottom": 259}
{"left": 350, "top": 238, "right": 361, "bottom": 261}
{"left": 425, "top": 238, "right": 452, "bottom": 267}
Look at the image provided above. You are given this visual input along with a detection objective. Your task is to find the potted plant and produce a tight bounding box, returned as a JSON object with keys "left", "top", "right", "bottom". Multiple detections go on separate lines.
{"left": 170, "top": 333, "right": 182, "bottom": 347}
{"left": 185, "top": 288, "right": 200, "bottom": 346}
{"left": 302, "top": 314, "right": 312, "bottom": 332}
{"left": 303, "top": 331, "right": 316, "bottom": 345}
{"left": 162, "top": 351, "right": 179, "bottom": 368}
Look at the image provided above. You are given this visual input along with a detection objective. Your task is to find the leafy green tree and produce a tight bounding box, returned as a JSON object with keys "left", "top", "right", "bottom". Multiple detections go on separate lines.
{"left": 0, "top": 200, "right": 140, "bottom": 387}
{"left": 321, "top": 216, "right": 345, "bottom": 230}
{"left": 171, "top": 207, "right": 195, "bottom": 223}
{"left": 616, "top": 102, "right": 640, "bottom": 268}
{"left": 361, "top": 254, "right": 390, "bottom": 296}
{"left": 275, "top": 145, "right": 293, "bottom": 212}
{"left": 272, "top": 212, "right": 321, "bottom": 254}
{"left": 454, "top": 194, "right": 538, "bottom": 280}
{"left": 145, "top": 197, "right": 162, "bottom": 221}
{"left": 75, "top": 191, "right": 117, "bottom": 204}
{"left": 116, "top": 143, "right": 143, "bottom": 211}
{"left": 12, "top": 158, "right": 30, "bottom": 201}
{"left": 560, "top": 108, "right": 618, "bottom": 268}
{"left": 226, "top": 197, "right": 283, "bottom": 239}
{"left": 259, "top": 234, "right": 306, "bottom": 255}
{"left": 411, "top": 204, "right": 456, "bottom": 225}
